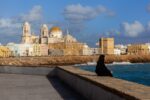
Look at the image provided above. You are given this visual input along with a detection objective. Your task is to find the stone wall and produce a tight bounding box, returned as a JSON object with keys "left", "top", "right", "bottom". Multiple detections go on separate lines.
{"left": 56, "top": 66, "right": 150, "bottom": 100}
{"left": 48, "top": 42, "right": 84, "bottom": 55}
{"left": 0, "top": 65, "right": 149, "bottom": 100}
{"left": 1, "top": 54, "right": 150, "bottom": 66}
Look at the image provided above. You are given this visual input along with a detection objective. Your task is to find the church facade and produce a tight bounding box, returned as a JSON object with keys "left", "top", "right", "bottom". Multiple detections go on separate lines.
{"left": 21, "top": 22, "right": 77, "bottom": 44}
{"left": 20, "top": 22, "right": 90, "bottom": 56}
{"left": 6, "top": 22, "right": 99, "bottom": 56}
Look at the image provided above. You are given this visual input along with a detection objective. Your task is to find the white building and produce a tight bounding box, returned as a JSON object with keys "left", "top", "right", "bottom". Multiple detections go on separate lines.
{"left": 114, "top": 48, "right": 121, "bottom": 55}
{"left": 82, "top": 44, "right": 93, "bottom": 55}
{"left": 82, "top": 44, "right": 100, "bottom": 55}
{"left": 145, "top": 43, "right": 150, "bottom": 52}
{"left": 7, "top": 22, "right": 93, "bottom": 57}
{"left": 7, "top": 43, "right": 33, "bottom": 56}
{"left": 21, "top": 22, "right": 79, "bottom": 44}
{"left": 115, "top": 44, "right": 127, "bottom": 54}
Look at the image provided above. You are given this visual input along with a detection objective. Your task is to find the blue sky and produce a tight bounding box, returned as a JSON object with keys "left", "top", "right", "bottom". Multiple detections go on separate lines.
{"left": 0, "top": 0, "right": 150, "bottom": 47}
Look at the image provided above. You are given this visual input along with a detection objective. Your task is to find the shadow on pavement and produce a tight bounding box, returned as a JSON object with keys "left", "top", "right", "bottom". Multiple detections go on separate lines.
{"left": 46, "top": 76, "right": 86, "bottom": 100}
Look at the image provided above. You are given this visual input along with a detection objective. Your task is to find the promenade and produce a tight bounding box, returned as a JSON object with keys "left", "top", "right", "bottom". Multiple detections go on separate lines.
{"left": 0, "top": 74, "right": 84, "bottom": 100}
{"left": 0, "top": 66, "right": 149, "bottom": 100}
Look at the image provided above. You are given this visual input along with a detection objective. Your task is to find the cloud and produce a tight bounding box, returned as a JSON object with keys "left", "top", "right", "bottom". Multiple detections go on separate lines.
{"left": 0, "top": 18, "right": 21, "bottom": 28}
{"left": 21, "top": 5, "right": 42, "bottom": 22}
{"left": 0, "top": 18, "right": 22, "bottom": 37}
{"left": 147, "top": 4, "right": 150, "bottom": 12}
{"left": 146, "top": 21, "right": 150, "bottom": 31}
{"left": 121, "top": 21, "right": 145, "bottom": 37}
{"left": 0, "top": 5, "right": 43, "bottom": 44}
{"left": 0, "top": 5, "right": 43, "bottom": 29}
{"left": 63, "top": 4, "right": 115, "bottom": 24}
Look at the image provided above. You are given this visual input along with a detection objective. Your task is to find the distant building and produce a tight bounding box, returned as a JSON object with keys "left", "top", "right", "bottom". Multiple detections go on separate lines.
{"left": 0, "top": 46, "right": 11, "bottom": 57}
{"left": 32, "top": 44, "right": 41, "bottom": 56}
{"left": 21, "top": 22, "right": 77, "bottom": 45}
{"left": 81, "top": 44, "right": 100, "bottom": 55}
{"left": 7, "top": 43, "right": 18, "bottom": 56}
{"left": 115, "top": 44, "right": 127, "bottom": 55}
{"left": 7, "top": 22, "right": 95, "bottom": 57}
{"left": 7, "top": 43, "right": 33, "bottom": 56}
{"left": 40, "top": 44, "right": 48, "bottom": 56}
{"left": 21, "top": 22, "right": 39, "bottom": 44}
{"left": 7, "top": 43, "right": 49, "bottom": 57}
{"left": 82, "top": 44, "right": 93, "bottom": 55}
{"left": 114, "top": 48, "right": 121, "bottom": 55}
{"left": 40, "top": 24, "right": 49, "bottom": 44}
{"left": 19, "top": 22, "right": 88, "bottom": 56}
{"left": 99, "top": 38, "right": 114, "bottom": 55}
{"left": 127, "top": 44, "right": 149, "bottom": 55}
{"left": 145, "top": 43, "right": 150, "bottom": 53}
{"left": 48, "top": 42, "right": 84, "bottom": 56}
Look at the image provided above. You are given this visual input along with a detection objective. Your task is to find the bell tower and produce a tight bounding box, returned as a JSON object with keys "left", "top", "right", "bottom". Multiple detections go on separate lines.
{"left": 22, "top": 22, "right": 31, "bottom": 43}
{"left": 40, "top": 24, "right": 48, "bottom": 37}
{"left": 40, "top": 24, "right": 49, "bottom": 44}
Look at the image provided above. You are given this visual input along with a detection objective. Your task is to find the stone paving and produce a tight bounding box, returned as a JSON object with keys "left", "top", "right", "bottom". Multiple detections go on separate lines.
{"left": 0, "top": 74, "right": 85, "bottom": 100}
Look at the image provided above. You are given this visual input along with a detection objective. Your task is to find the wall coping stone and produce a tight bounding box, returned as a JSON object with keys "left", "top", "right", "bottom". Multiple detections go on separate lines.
{"left": 57, "top": 66, "right": 150, "bottom": 100}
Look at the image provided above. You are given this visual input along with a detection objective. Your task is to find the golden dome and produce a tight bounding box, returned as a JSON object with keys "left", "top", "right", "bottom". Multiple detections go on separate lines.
{"left": 49, "top": 26, "right": 62, "bottom": 33}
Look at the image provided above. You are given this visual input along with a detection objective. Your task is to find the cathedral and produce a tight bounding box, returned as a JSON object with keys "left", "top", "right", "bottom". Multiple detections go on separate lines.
{"left": 21, "top": 22, "right": 77, "bottom": 44}
{"left": 19, "top": 22, "right": 96, "bottom": 56}
{"left": 6, "top": 22, "right": 98, "bottom": 56}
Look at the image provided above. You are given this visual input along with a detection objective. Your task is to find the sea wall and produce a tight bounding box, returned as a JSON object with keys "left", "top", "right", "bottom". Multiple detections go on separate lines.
{"left": 56, "top": 66, "right": 150, "bottom": 100}
{"left": 0, "top": 66, "right": 56, "bottom": 76}
{"left": 1, "top": 55, "right": 150, "bottom": 66}
{"left": 0, "top": 65, "right": 149, "bottom": 100}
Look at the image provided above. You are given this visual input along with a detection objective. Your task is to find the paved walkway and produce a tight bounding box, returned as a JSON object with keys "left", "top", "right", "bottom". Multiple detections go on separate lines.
{"left": 0, "top": 74, "right": 85, "bottom": 100}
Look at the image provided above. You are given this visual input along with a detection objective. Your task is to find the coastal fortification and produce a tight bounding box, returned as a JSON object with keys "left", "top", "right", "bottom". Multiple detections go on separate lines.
{"left": 0, "top": 54, "right": 150, "bottom": 66}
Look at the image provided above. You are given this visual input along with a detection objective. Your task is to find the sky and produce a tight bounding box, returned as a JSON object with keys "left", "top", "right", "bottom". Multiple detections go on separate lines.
{"left": 0, "top": 0, "right": 150, "bottom": 47}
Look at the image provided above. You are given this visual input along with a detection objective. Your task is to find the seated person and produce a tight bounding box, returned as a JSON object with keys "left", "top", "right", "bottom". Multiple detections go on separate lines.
{"left": 95, "top": 55, "right": 113, "bottom": 77}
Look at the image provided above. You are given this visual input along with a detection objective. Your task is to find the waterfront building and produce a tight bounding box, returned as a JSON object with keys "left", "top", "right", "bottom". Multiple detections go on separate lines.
{"left": 91, "top": 48, "right": 100, "bottom": 55}
{"left": 82, "top": 44, "right": 93, "bottom": 55}
{"left": 32, "top": 44, "right": 41, "bottom": 56}
{"left": 21, "top": 22, "right": 39, "bottom": 44}
{"left": 127, "top": 44, "right": 149, "bottom": 55}
{"left": 48, "top": 27, "right": 64, "bottom": 43}
{"left": 40, "top": 24, "right": 49, "bottom": 44}
{"left": 7, "top": 43, "right": 18, "bottom": 56}
{"left": 99, "top": 38, "right": 114, "bottom": 55}
{"left": 115, "top": 44, "right": 127, "bottom": 55}
{"left": 48, "top": 42, "right": 84, "bottom": 56}
{"left": 7, "top": 43, "right": 48, "bottom": 57}
{"left": 21, "top": 22, "right": 31, "bottom": 44}
{"left": 16, "top": 44, "right": 33, "bottom": 56}
{"left": 21, "top": 22, "right": 81, "bottom": 45}
{"left": 6, "top": 22, "right": 92, "bottom": 56}
{"left": 145, "top": 43, "right": 150, "bottom": 53}
{"left": 40, "top": 44, "right": 48, "bottom": 56}
{"left": 7, "top": 43, "right": 33, "bottom": 56}
{"left": 46, "top": 27, "right": 85, "bottom": 56}
{"left": 48, "top": 49, "right": 63, "bottom": 56}
{"left": 114, "top": 48, "right": 121, "bottom": 55}
{"left": 0, "top": 46, "right": 11, "bottom": 57}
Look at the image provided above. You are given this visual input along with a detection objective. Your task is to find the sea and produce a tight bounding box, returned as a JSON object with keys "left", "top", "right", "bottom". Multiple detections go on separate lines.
{"left": 77, "top": 63, "right": 150, "bottom": 86}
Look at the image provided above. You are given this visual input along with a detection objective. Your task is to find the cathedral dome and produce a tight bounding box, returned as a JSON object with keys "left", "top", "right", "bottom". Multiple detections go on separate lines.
{"left": 49, "top": 27, "right": 62, "bottom": 33}
{"left": 49, "top": 26, "right": 63, "bottom": 38}
{"left": 64, "top": 34, "right": 77, "bottom": 42}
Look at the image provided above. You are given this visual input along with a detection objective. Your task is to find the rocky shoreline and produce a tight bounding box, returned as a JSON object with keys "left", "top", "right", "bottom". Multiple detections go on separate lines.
{"left": 0, "top": 55, "right": 150, "bottom": 66}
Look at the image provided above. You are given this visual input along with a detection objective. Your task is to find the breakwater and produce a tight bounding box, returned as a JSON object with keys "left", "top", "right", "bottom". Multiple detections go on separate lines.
{"left": 1, "top": 55, "right": 150, "bottom": 66}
